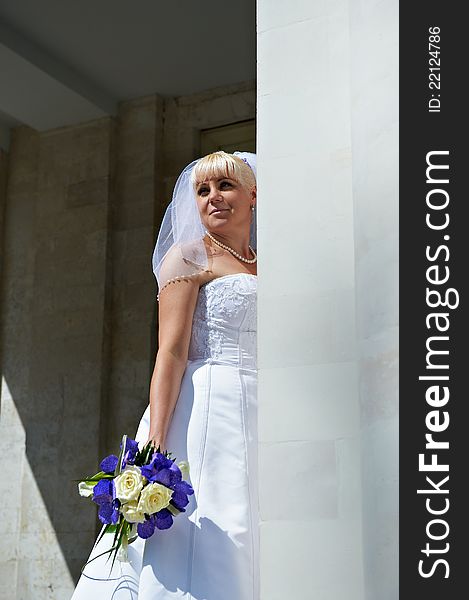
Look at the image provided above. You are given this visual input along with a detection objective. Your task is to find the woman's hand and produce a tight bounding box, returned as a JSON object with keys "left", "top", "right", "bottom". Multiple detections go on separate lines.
{"left": 145, "top": 433, "right": 167, "bottom": 454}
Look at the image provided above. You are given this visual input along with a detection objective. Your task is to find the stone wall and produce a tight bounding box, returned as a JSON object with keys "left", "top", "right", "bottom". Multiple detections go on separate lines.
{"left": 0, "top": 81, "right": 255, "bottom": 599}
{"left": 162, "top": 80, "right": 256, "bottom": 195}
{"left": 0, "top": 121, "right": 114, "bottom": 598}
{"left": 0, "top": 147, "right": 7, "bottom": 320}
{"left": 106, "top": 96, "right": 164, "bottom": 464}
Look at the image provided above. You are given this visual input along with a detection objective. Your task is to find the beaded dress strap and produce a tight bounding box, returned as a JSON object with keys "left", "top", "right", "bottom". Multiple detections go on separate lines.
{"left": 156, "top": 269, "right": 212, "bottom": 302}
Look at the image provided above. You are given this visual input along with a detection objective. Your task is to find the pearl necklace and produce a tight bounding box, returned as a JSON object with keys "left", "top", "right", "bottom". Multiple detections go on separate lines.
{"left": 205, "top": 230, "right": 257, "bottom": 263}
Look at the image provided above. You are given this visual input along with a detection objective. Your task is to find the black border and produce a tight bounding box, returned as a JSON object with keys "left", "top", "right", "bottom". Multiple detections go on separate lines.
{"left": 400, "top": 5, "right": 467, "bottom": 595}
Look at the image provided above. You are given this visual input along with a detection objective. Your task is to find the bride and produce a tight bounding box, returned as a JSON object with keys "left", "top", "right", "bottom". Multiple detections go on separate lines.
{"left": 71, "top": 150, "right": 259, "bottom": 599}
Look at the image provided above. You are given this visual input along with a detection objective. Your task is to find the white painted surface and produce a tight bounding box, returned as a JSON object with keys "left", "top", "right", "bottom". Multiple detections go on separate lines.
{"left": 349, "top": 0, "right": 399, "bottom": 597}
{"left": 257, "top": 0, "right": 398, "bottom": 598}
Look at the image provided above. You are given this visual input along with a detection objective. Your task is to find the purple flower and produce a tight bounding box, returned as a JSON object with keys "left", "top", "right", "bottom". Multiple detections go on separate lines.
{"left": 137, "top": 508, "right": 174, "bottom": 539}
{"left": 93, "top": 479, "right": 114, "bottom": 503}
{"left": 97, "top": 499, "right": 120, "bottom": 525}
{"left": 154, "top": 508, "right": 173, "bottom": 530}
{"left": 100, "top": 454, "right": 119, "bottom": 474}
{"left": 137, "top": 516, "right": 155, "bottom": 539}
{"left": 121, "top": 437, "right": 139, "bottom": 468}
{"left": 92, "top": 479, "right": 119, "bottom": 524}
{"left": 140, "top": 453, "right": 194, "bottom": 513}
{"left": 140, "top": 452, "right": 176, "bottom": 484}
{"left": 170, "top": 480, "right": 194, "bottom": 512}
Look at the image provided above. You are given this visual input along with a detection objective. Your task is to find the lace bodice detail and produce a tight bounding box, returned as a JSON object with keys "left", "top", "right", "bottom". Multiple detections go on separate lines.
{"left": 188, "top": 273, "right": 257, "bottom": 369}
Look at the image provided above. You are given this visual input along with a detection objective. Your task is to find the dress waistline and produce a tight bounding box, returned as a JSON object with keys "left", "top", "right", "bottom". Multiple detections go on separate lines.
{"left": 187, "top": 356, "right": 257, "bottom": 371}
{"left": 188, "top": 331, "right": 256, "bottom": 370}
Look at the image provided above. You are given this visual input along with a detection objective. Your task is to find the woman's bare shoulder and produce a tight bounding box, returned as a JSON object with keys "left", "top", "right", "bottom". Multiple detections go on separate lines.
{"left": 158, "top": 241, "right": 213, "bottom": 299}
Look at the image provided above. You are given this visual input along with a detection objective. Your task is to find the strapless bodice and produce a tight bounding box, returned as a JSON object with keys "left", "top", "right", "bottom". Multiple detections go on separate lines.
{"left": 187, "top": 273, "right": 257, "bottom": 369}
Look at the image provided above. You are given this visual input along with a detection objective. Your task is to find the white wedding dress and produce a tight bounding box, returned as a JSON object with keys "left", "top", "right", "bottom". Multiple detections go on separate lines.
{"left": 71, "top": 272, "right": 258, "bottom": 600}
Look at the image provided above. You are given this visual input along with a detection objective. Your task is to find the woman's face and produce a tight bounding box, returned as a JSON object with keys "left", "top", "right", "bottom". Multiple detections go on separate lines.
{"left": 195, "top": 175, "right": 255, "bottom": 233}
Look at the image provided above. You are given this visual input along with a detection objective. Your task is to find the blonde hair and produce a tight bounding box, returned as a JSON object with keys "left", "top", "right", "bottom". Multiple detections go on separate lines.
{"left": 191, "top": 151, "right": 256, "bottom": 192}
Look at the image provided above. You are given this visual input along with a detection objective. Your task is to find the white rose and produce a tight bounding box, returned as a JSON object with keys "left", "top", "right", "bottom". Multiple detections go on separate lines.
{"left": 120, "top": 500, "right": 146, "bottom": 524}
{"left": 138, "top": 482, "right": 173, "bottom": 515}
{"left": 78, "top": 481, "right": 97, "bottom": 498}
{"left": 114, "top": 466, "right": 145, "bottom": 503}
{"left": 177, "top": 460, "right": 190, "bottom": 480}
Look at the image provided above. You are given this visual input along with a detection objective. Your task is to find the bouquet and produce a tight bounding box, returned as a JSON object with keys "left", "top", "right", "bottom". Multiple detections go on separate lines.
{"left": 77, "top": 434, "right": 194, "bottom": 571}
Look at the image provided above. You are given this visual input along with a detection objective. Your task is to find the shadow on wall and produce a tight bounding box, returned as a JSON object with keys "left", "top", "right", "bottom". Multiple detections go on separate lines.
{"left": 0, "top": 118, "right": 158, "bottom": 587}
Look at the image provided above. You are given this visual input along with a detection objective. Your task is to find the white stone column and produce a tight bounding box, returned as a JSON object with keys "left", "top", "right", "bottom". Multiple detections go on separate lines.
{"left": 257, "top": 1, "right": 365, "bottom": 598}
{"left": 349, "top": 0, "right": 399, "bottom": 598}
{"left": 257, "top": 0, "right": 398, "bottom": 597}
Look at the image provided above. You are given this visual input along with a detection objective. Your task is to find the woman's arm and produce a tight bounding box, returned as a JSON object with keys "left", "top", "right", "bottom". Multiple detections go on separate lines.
{"left": 146, "top": 276, "right": 200, "bottom": 452}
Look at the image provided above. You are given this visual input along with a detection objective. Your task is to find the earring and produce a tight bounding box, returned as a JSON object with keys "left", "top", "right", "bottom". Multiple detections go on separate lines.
{"left": 251, "top": 205, "right": 255, "bottom": 211}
